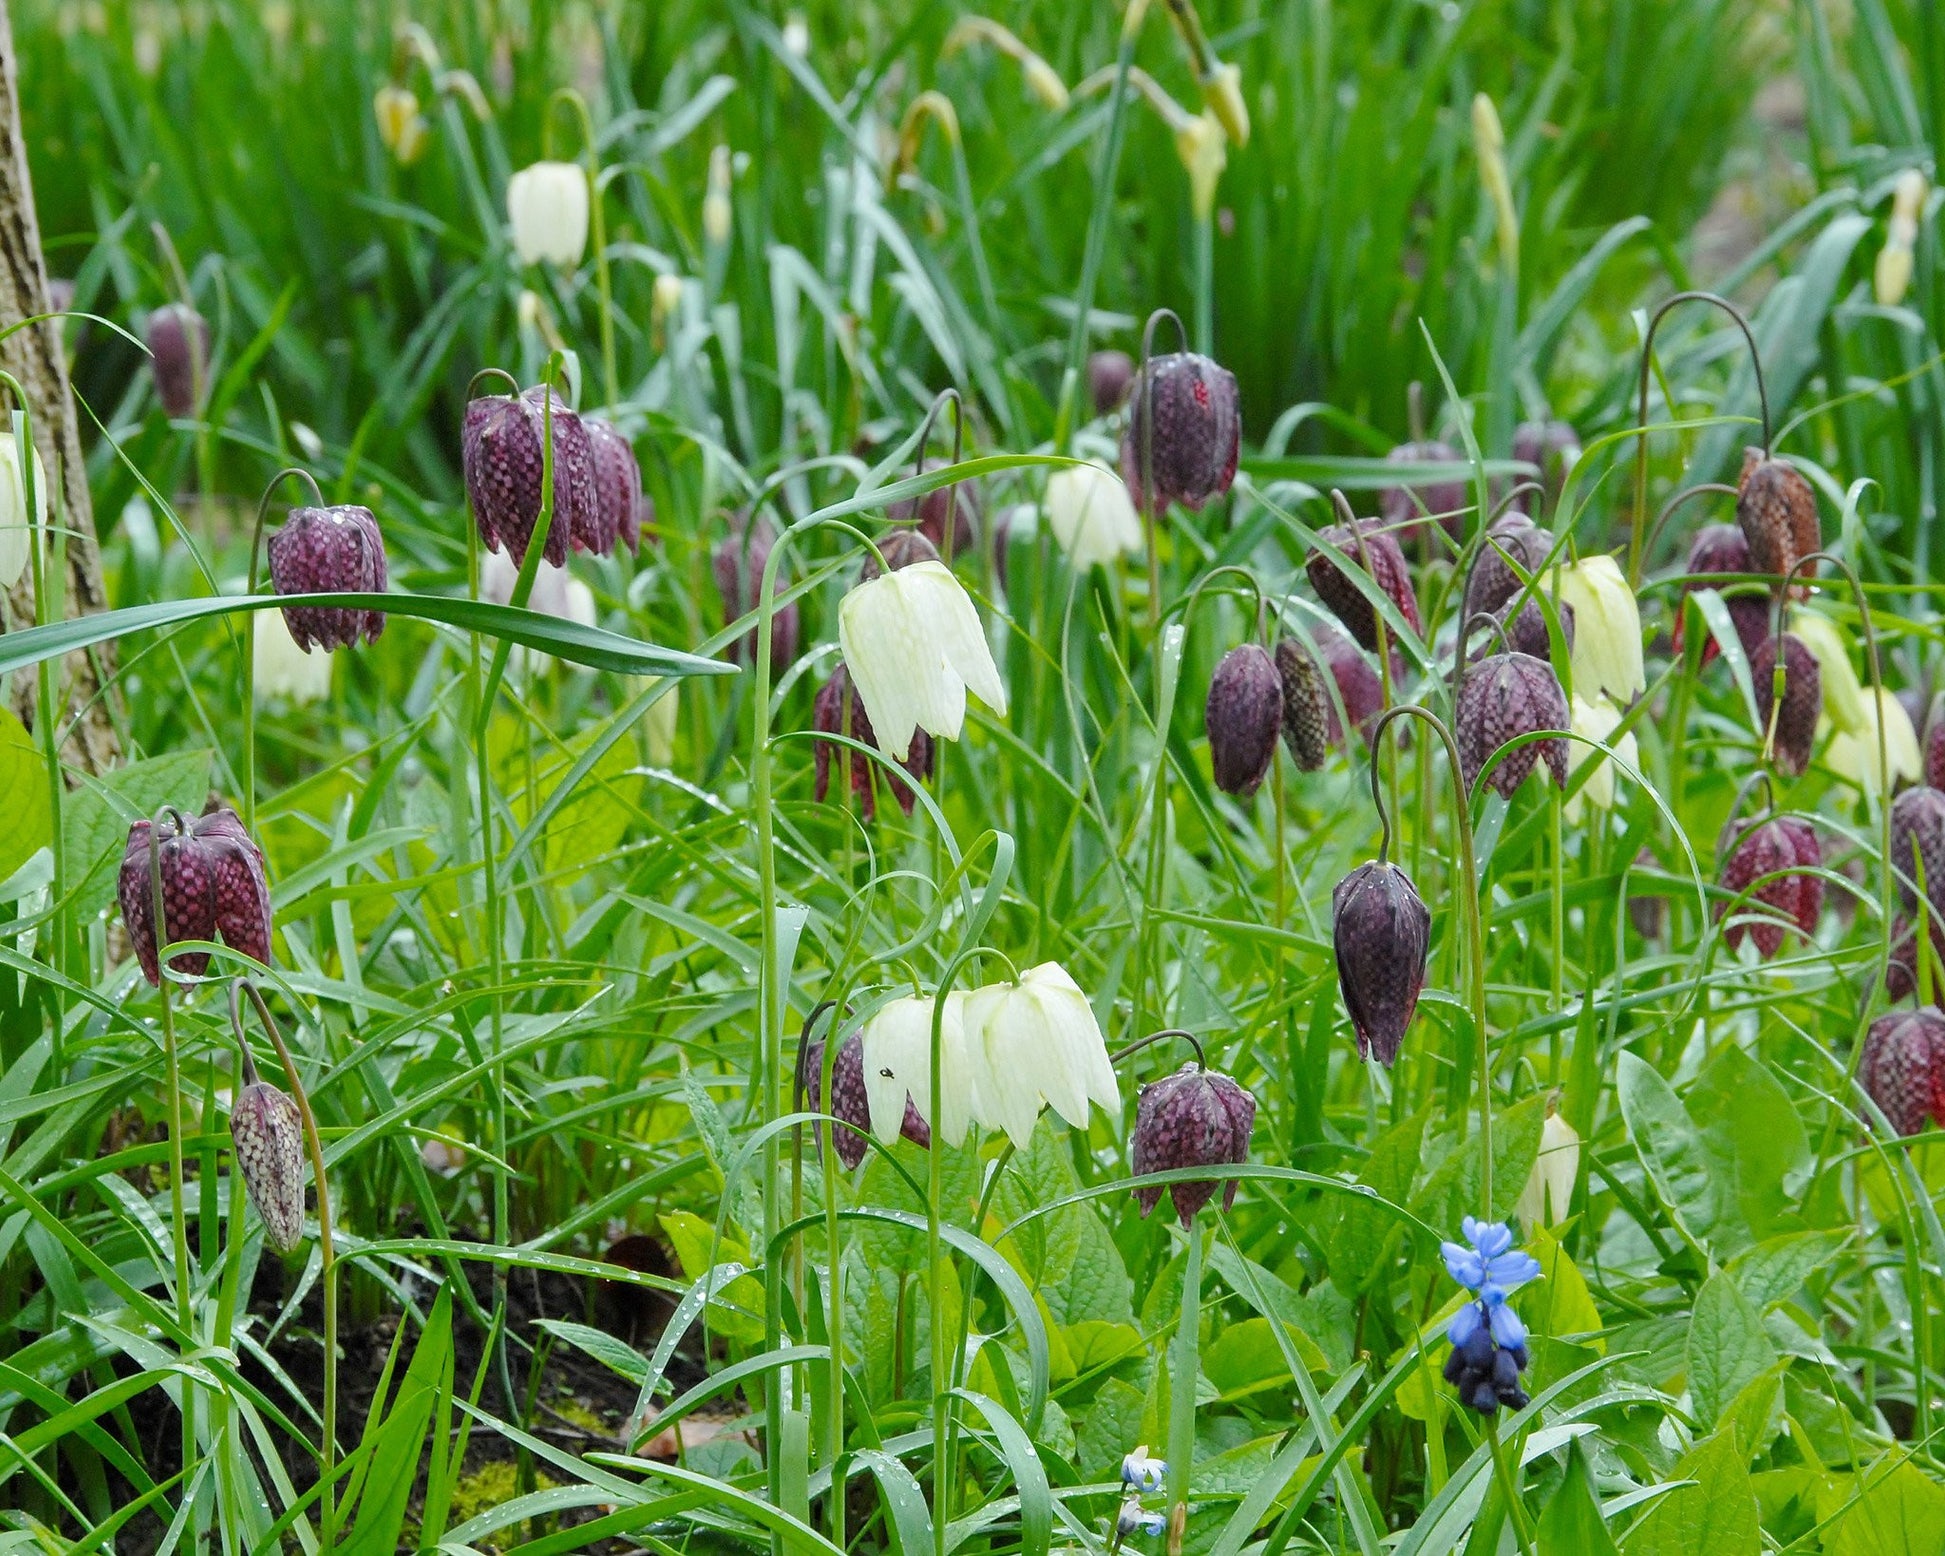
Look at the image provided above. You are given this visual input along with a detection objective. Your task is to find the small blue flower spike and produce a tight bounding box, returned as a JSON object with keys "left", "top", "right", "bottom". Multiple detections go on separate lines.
{"left": 1440, "top": 1219, "right": 1537, "bottom": 1415}
{"left": 1440, "top": 1217, "right": 1541, "bottom": 1296}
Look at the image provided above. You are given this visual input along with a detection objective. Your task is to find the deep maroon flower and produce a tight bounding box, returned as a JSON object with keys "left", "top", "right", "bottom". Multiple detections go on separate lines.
{"left": 804, "top": 1027, "right": 928, "bottom": 1169}
{"left": 1511, "top": 419, "right": 1581, "bottom": 514}
{"left": 1206, "top": 644, "right": 1283, "bottom": 797}
{"left": 812, "top": 663, "right": 930, "bottom": 821}
{"left": 1736, "top": 448, "right": 1820, "bottom": 592}
{"left": 461, "top": 384, "right": 602, "bottom": 566}
{"left": 1456, "top": 652, "right": 1569, "bottom": 798}
{"left": 712, "top": 513, "right": 800, "bottom": 674}
{"left": 1674, "top": 523, "right": 1763, "bottom": 663}
{"left": 1274, "top": 638, "right": 1331, "bottom": 771}
{"left": 266, "top": 505, "right": 386, "bottom": 651}
{"left": 1858, "top": 1007, "right": 1945, "bottom": 1137}
{"left": 1308, "top": 518, "right": 1423, "bottom": 652}
{"left": 231, "top": 1078, "right": 307, "bottom": 1252}
{"left": 1492, "top": 595, "right": 1573, "bottom": 664}
{"left": 1379, "top": 439, "right": 1467, "bottom": 543}
{"left": 1890, "top": 786, "right": 1945, "bottom": 914}
{"left": 117, "top": 807, "right": 272, "bottom": 984}
{"left": 147, "top": 302, "right": 209, "bottom": 419}
{"left": 1750, "top": 632, "right": 1821, "bottom": 778}
{"left": 1463, "top": 513, "right": 1550, "bottom": 622}
{"left": 886, "top": 458, "right": 979, "bottom": 556}
{"left": 1928, "top": 704, "right": 1945, "bottom": 791}
{"left": 1120, "top": 352, "right": 1241, "bottom": 513}
{"left": 1089, "top": 350, "right": 1135, "bottom": 415}
{"left": 1888, "top": 912, "right": 1945, "bottom": 1002}
{"left": 1332, "top": 860, "right": 1431, "bottom": 1065}
{"left": 1130, "top": 1062, "right": 1256, "bottom": 1226}
{"left": 1312, "top": 623, "right": 1385, "bottom": 742}
{"left": 1716, "top": 815, "right": 1822, "bottom": 959}
{"left": 585, "top": 418, "right": 652, "bottom": 554}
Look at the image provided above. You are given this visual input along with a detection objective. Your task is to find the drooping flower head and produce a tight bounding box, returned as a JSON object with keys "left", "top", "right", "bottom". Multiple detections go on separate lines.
{"left": 858, "top": 993, "right": 978, "bottom": 1149}
{"left": 1858, "top": 1007, "right": 1945, "bottom": 1137}
{"left": 1205, "top": 644, "right": 1283, "bottom": 797}
{"left": 584, "top": 418, "right": 652, "bottom": 555}
{"left": 1674, "top": 523, "right": 1763, "bottom": 665}
{"left": 1130, "top": 1061, "right": 1256, "bottom": 1227}
{"left": 1308, "top": 517, "right": 1423, "bottom": 652}
{"left": 1463, "top": 512, "right": 1549, "bottom": 623}
{"left": 1379, "top": 439, "right": 1467, "bottom": 544}
{"left": 886, "top": 457, "right": 980, "bottom": 556}
{"left": 1888, "top": 913, "right": 1945, "bottom": 1003}
{"left": 1751, "top": 632, "right": 1822, "bottom": 778}
{"left": 803, "top": 1025, "right": 929, "bottom": 1169}
{"left": 1089, "top": 350, "right": 1134, "bottom": 415}
{"left": 1455, "top": 650, "right": 1569, "bottom": 798}
{"left": 1826, "top": 687, "right": 1923, "bottom": 799}
{"left": 253, "top": 610, "right": 334, "bottom": 705}
{"left": 963, "top": 963, "right": 1121, "bottom": 1149}
{"left": 266, "top": 504, "right": 387, "bottom": 652}
{"left": 462, "top": 384, "right": 602, "bottom": 566}
{"left": 712, "top": 512, "right": 800, "bottom": 676}
{"left": 231, "top": 1076, "right": 307, "bottom": 1252}
{"left": 1716, "top": 814, "right": 1823, "bottom": 959}
{"left": 1493, "top": 594, "right": 1572, "bottom": 664}
{"left": 1736, "top": 447, "right": 1820, "bottom": 592}
{"left": 1515, "top": 1107, "right": 1580, "bottom": 1230}
{"left": 837, "top": 559, "right": 1007, "bottom": 761}
{"left": 507, "top": 160, "right": 590, "bottom": 269}
{"left": 1511, "top": 418, "right": 1581, "bottom": 515}
{"left": 1331, "top": 861, "right": 1430, "bottom": 1066}
{"left": 117, "top": 808, "right": 273, "bottom": 985}
{"left": 1044, "top": 463, "right": 1143, "bottom": 573}
{"left": 0, "top": 430, "right": 48, "bottom": 593}
{"left": 1274, "top": 638, "right": 1331, "bottom": 772}
{"left": 1120, "top": 351, "right": 1241, "bottom": 513}
{"left": 1311, "top": 623, "right": 1386, "bottom": 742}
{"left": 147, "top": 302, "right": 209, "bottom": 420}
{"left": 1548, "top": 554, "right": 1643, "bottom": 703}
{"left": 1564, "top": 692, "right": 1635, "bottom": 822}
{"left": 1890, "top": 786, "right": 1945, "bottom": 917}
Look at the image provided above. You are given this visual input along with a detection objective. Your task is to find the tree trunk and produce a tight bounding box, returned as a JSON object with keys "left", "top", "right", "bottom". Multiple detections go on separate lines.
{"left": 0, "top": 0, "right": 120, "bottom": 776}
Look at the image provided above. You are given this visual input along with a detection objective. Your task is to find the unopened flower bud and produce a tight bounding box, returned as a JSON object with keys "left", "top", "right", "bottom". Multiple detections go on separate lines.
{"left": 373, "top": 84, "right": 429, "bottom": 165}
{"left": 652, "top": 273, "right": 685, "bottom": 331}
{"left": 1205, "top": 645, "right": 1283, "bottom": 797}
{"left": 1456, "top": 651, "right": 1568, "bottom": 798}
{"left": 1307, "top": 518, "right": 1423, "bottom": 651}
{"left": 1890, "top": 786, "right": 1945, "bottom": 915}
{"left": 507, "top": 161, "right": 590, "bottom": 269}
{"left": 1274, "top": 638, "right": 1331, "bottom": 772}
{"left": 1173, "top": 110, "right": 1227, "bottom": 222}
{"left": 1043, "top": 463, "right": 1142, "bottom": 572}
{"left": 1121, "top": 351, "right": 1241, "bottom": 514}
{"left": 1200, "top": 62, "right": 1250, "bottom": 149}
{"left": 231, "top": 1079, "right": 308, "bottom": 1252}
{"left": 266, "top": 505, "right": 387, "bottom": 651}
{"left": 1736, "top": 448, "right": 1820, "bottom": 592}
{"left": 147, "top": 302, "right": 209, "bottom": 420}
{"left": 704, "top": 144, "right": 734, "bottom": 246}
{"left": 1130, "top": 1061, "right": 1256, "bottom": 1226}
{"left": 1463, "top": 513, "right": 1549, "bottom": 622}
{"left": 1751, "top": 632, "right": 1821, "bottom": 778}
{"left": 1331, "top": 861, "right": 1430, "bottom": 1066}
{"left": 0, "top": 430, "right": 48, "bottom": 592}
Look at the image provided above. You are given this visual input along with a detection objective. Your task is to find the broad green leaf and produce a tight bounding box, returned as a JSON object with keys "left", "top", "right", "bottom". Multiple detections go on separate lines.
{"left": 1824, "top": 1456, "right": 1945, "bottom": 1556}
{"left": 0, "top": 710, "right": 49, "bottom": 885}
{"left": 1526, "top": 1226, "right": 1605, "bottom": 1350}
{"left": 534, "top": 1319, "right": 650, "bottom": 1386}
{"left": 1617, "top": 1051, "right": 1721, "bottom": 1248}
{"left": 1327, "top": 1107, "right": 1426, "bottom": 1296}
{"left": 1538, "top": 1447, "right": 1619, "bottom": 1556}
{"left": 1688, "top": 1045, "right": 1811, "bottom": 1252}
{"left": 1687, "top": 1272, "right": 1777, "bottom": 1432}
{"left": 1727, "top": 1230, "right": 1850, "bottom": 1311}
{"left": 1622, "top": 1429, "right": 1759, "bottom": 1556}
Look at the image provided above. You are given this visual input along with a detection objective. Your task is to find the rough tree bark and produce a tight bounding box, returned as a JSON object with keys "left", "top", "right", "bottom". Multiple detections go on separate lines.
{"left": 0, "top": 0, "right": 120, "bottom": 776}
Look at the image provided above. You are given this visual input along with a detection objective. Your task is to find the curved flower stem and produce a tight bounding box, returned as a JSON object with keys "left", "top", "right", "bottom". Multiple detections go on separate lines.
{"left": 1369, "top": 706, "right": 1492, "bottom": 1212}
{"left": 1629, "top": 291, "right": 1770, "bottom": 586}
{"left": 1640, "top": 481, "right": 1739, "bottom": 572}
{"left": 1111, "top": 1028, "right": 1207, "bottom": 1070}
{"left": 233, "top": 979, "right": 336, "bottom": 1548}
{"left": 1486, "top": 1416, "right": 1537, "bottom": 1556}
{"left": 242, "top": 467, "right": 326, "bottom": 836}
{"left": 144, "top": 804, "right": 198, "bottom": 1512}
{"left": 546, "top": 88, "right": 619, "bottom": 411}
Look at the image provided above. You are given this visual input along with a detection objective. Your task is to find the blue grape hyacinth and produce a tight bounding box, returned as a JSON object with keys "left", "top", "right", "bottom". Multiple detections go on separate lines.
{"left": 1439, "top": 1217, "right": 1540, "bottom": 1415}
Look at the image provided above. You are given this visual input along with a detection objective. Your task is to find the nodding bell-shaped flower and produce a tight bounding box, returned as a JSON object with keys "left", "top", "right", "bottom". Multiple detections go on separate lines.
{"left": 859, "top": 992, "right": 979, "bottom": 1148}
{"left": 1926, "top": 703, "right": 1945, "bottom": 791}
{"left": 147, "top": 302, "right": 210, "bottom": 420}
{"left": 1826, "top": 686, "right": 1923, "bottom": 799}
{"left": 462, "top": 384, "right": 603, "bottom": 566}
{"left": 1206, "top": 645, "right": 1283, "bottom": 797}
{"left": 1876, "top": 169, "right": 1928, "bottom": 308}
{"left": 373, "top": 83, "right": 430, "bottom": 166}
{"left": 812, "top": 663, "right": 931, "bottom": 822}
{"left": 963, "top": 964, "right": 1120, "bottom": 1149}
{"left": 0, "top": 429, "right": 48, "bottom": 592}
{"left": 1888, "top": 913, "right": 1945, "bottom": 1002}
{"left": 231, "top": 1076, "right": 307, "bottom": 1252}
{"left": 1890, "top": 786, "right": 1945, "bottom": 916}
{"left": 1716, "top": 814, "right": 1822, "bottom": 959}
{"left": 1676, "top": 524, "right": 1768, "bottom": 665}
{"left": 1736, "top": 448, "right": 1820, "bottom": 593}
{"left": 117, "top": 808, "right": 272, "bottom": 984}
{"left": 1564, "top": 692, "right": 1634, "bottom": 823}
{"left": 1751, "top": 632, "right": 1821, "bottom": 778}
{"left": 1120, "top": 351, "right": 1240, "bottom": 514}
{"left": 1547, "top": 554, "right": 1643, "bottom": 703}
{"left": 838, "top": 559, "right": 1007, "bottom": 762}
{"left": 712, "top": 513, "right": 800, "bottom": 676}
{"left": 1274, "top": 638, "right": 1331, "bottom": 772}
{"left": 584, "top": 418, "right": 652, "bottom": 555}
{"left": 1044, "top": 462, "right": 1143, "bottom": 573}
{"left": 1331, "top": 861, "right": 1430, "bottom": 1066}
{"left": 253, "top": 610, "right": 334, "bottom": 705}
{"left": 1313, "top": 623, "right": 1385, "bottom": 742}
{"left": 1859, "top": 1006, "right": 1945, "bottom": 1137}
{"left": 886, "top": 458, "right": 980, "bottom": 556}
{"left": 805, "top": 1027, "right": 929, "bottom": 1169}
{"left": 1510, "top": 418, "right": 1581, "bottom": 515}
{"left": 507, "top": 160, "right": 590, "bottom": 269}
{"left": 1514, "top": 1105, "right": 1579, "bottom": 1230}
{"left": 1130, "top": 1061, "right": 1256, "bottom": 1227}
{"left": 1379, "top": 439, "right": 1467, "bottom": 544}
{"left": 1462, "top": 512, "right": 1549, "bottom": 622}
{"left": 1089, "top": 350, "right": 1134, "bottom": 415}
{"left": 1493, "top": 593, "right": 1572, "bottom": 664}
{"left": 1308, "top": 518, "right": 1423, "bottom": 652}
{"left": 1456, "top": 650, "right": 1569, "bottom": 798}
{"left": 266, "top": 505, "right": 387, "bottom": 651}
